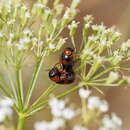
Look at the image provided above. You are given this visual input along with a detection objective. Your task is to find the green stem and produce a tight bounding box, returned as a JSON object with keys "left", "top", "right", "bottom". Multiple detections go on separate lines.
{"left": 26, "top": 85, "right": 81, "bottom": 116}
{"left": 16, "top": 67, "right": 24, "bottom": 110}
{"left": 71, "top": 36, "right": 76, "bottom": 51}
{"left": 30, "top": 84, "right": 58, "bottom": 108}
{"left": 25, "top": 51, "right": 46, "bottom": 108}
{"left": 17, "top": 116, "right": 26, "bottom": 130}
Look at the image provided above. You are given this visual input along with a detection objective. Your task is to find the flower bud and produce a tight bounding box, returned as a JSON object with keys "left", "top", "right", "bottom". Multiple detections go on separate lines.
{"left": 68, "top": 21, "right": 79, "bottom": 36}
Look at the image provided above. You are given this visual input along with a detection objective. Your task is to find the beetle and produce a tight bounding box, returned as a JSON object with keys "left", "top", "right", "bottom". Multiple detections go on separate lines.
{"left": 60, "top": 47, "right": 75, "bottom": 66}
{"left": 49, "top": 63, "right": 75, "bottom": 84}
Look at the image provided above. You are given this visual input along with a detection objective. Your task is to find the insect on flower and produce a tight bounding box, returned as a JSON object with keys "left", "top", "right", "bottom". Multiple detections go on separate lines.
{"left": 49, "top": 63, "right": 75, "bottom": 84}
{"left": 49, "top": 47, "right": 76, "bottom": 84}
{"left": 60, "top": 47, "right": 75, "bottom": 66}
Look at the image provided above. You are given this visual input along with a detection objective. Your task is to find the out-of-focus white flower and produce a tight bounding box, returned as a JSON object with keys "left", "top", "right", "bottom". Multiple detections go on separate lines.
{"left": 0, "top": 97, "right": 13, "bottom": 107}
{"left": 92, "top": 24, "right": 106, "bottom": 32}
{"left": 106, "top": 71, "right": 119, "bottom": 84}
{"left": 49, "top": 119, "right": 65, "bottom": 130}
{"left": 79, "top": 88, "right": 91, "bottom": 98}
{"left": 35, "top": 3, "right": 44, "bottom": 8}
{"left": 9, "top": 33, "right": 14, "bottom": 38}
{"left": 20, "top": 37, "right": 30, "bottom": 44}
{"left": 68, "top": 20, "right": 79, "bottom": 30}
{"left": 7, "top": 19, "right": 15, "bottom": 25}
{"left": 7, "top": 40, "right": 13, "bottom": 47}
{"left": 62, "top": 108, "right": 76, "bottom": 119}
{"left": 49, "top": 98, "right": 65, "bottom": 110}
{"left": 34, "top": 121, "right": 49, "bottom": 130}
{"left": 49, "top": 98, "right": 66, "bottom": 117}
{"left": 49, "top": 98, "right": 77, "bottom": 119}
{"left": 0, "top": 97, "right": 13, "bottom": 122}
{"left": 83, "top": 49, "right": 94, "bottom": 56}
{"left": 73, "top": 125, "right": 88, "bottom": 130}
{"left": 87, "top": 96, "right": 108, "bottom": 112}
{"left": 99, "top": 113, "right": 123, "bottom": 130}
{"left": 16, "top": 44, "right": 25, "bottom": 50}
{"left": 23, "top": 29, "right": 33, "bottom": 35}
{"left": 49, "top": 44, "right": 55, "bottom": 49}
{"left": 38, "top": 41, "right": 44, "bottom": 47}
{"left": 25, "top": 11, "right": 31, "bottom": 18}
{"left": 121, "top": 39, "right": 130, "bottom": 51}
{"left": 0, "top": 32, "right": 3, "bottom": 37}
{"left": 35, "top": 119, "right": 65, "bottom": 130}
{"left": 111, "top": 113, "right": 122, "bottom": 126}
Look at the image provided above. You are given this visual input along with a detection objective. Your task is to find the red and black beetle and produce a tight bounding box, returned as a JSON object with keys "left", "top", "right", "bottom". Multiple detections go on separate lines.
{"left": 49, "top": 47, "right": 75, "bottom": 84}
{"left": 49, "top": 63, "right": 75, "bottom": 84}
{"left": 60, "top": 47, "right": 75, "bottom": 66}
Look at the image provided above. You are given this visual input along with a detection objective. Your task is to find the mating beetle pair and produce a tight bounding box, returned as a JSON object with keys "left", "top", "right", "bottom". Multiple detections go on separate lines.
{"left": 49, "top": 47, "right": 75, "bottom": 84}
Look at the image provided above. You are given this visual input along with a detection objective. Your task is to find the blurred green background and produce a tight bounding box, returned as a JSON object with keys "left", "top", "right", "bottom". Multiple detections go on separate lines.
{"left": 1, "top": 0, "right": 130, "bottom": 130}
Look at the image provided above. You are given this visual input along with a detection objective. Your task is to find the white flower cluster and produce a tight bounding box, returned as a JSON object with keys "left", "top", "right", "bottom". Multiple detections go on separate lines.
{"left": 35, "top": 118, "right": 65, "bottom": 130}
{"left": 121, "top": 39, "right": 130, "bottom": 51}
{"left": 0, "top": 97, "right": 13, "bottom": 122}
{"left": 49, "top": 98, "right": 77, "bottom": 119}
{"left": 99, "top": 113, "right": 123, "bottom": 130}
{"left": 79, "top": 88, "right": 108, "bottom": 112}
{"left": 79, "top": 88, "right": 91, "bottom": 99}
{"left": 73, "top": 125, "right": 88, "bottom": 130}
{"left": 35, "top": 98, "right": 78, "bottom": 130}
{"left": 87, "top": 96, "right": 108, "bottom": 112}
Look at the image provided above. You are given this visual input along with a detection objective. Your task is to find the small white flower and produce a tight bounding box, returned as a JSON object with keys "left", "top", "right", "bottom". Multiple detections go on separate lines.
{"left": 84, "top": 23, "right": 90, "bottom": 29}
{"left": 32, "top": 37, "right": 38, "bottom": 42}
{"left": 63, "top": 8, "right": 77, "bottom": 19}
{"left": 38, "top": 41, "right": 43, "bottom": 46}
{"left": 87, "top": 96, "right": 108, "bottom": 112}
{"left": 79, "top": 88, "right": 91, "bottom": 98}
{"left": 49, "top": 98, "right": 66, "bottom": 117}
{"left": 111, "top": 113, "right": 122, "bottom": 126}
{"left": 20, "top": 37, "right": 30, "bottom": 44}
{"left": 106, "top": 71, "right": 119, "bottom": 84}
{"left": 73, "top": 125, "right": 88, "bottom": 130}
{"left": 35, "top": 3, "right": 44, "bottom": 8}
{"left": 49, "top": 44, "right": 55, "bottom": 49}
{"left": 100, "top": 38, "right": 107, "bottom": 45}
{"left": 87, "top": 96, "right": 100, "bottom": 109}
{"left": 23, "top": 29, "right": 32, "bottom": 35}
{"left": 9, "top": 33, "right": 14, "bottom": 38}
{"left": 49, "top": 119, "right": 65, "bottom": 130}
{"left": 7, "top": 19, "right": 15, "bottom": 25}
{"left": 0, "top": 32, "right": 3, "bottom": 37}
{"left": 0, "top": 97, "right": 13, "bottom": 122}
{"left": 62, "top": 108, "right": 76, "bottom": 119}
{"left": 7, "top": 40, "right": 13, "bottom": 47}
{"left": 92, "top": 24, "right": 106, "bottom": 32}
{"left": 16, "top": 44, "right": 25, "bottom": 50}
{"left": 34, "top": 121, "right": 49, "bottom": 130}
{"left": 25, "top": 11, "right": 31, "bottom": 18}
{"left": 95, "top": 56, "right": 104, "bottom": 63}
{"left": 68, "top": 21, "right": 79, "bottom": 29}
{"left": 127, "top": 77, "right": 130, "bottom": 83}
{"left": 121, "top": 40, "right": 130, "bottom": 51}
{"left": 0, "top": 97, "right": 13, "bottom": 107}
{"left": 110, "top": 71, "right": 119, "bottom": 80}
{"left": 99, "top": 113, "right": 123, "bottom": 130}
{"left": 99, "top": 100, "right": 109, "bottom": 112}
{"left": 83, "top": 49, "right": 94, "bottom": 56}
